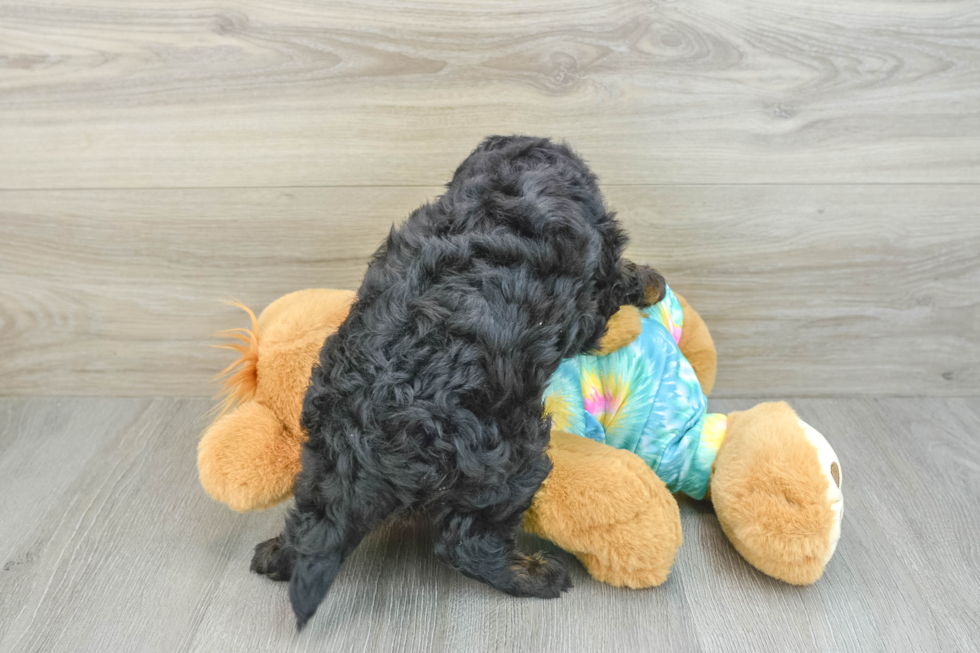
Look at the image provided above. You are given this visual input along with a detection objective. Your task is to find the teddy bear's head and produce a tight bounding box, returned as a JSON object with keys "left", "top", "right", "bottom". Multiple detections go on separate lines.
{"left": 197, "top": 289, "right": 355, "bottom": 511}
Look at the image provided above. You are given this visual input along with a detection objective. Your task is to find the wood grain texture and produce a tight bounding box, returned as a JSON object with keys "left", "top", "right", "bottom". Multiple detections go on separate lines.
{"left": 0, "top": 0, "right": 978, "bottom": 188}
{"left": 1, "top": 397, "right": 978, "bottom": 652}
{"left": 2, "top": 185, "right": 978, "bottom": 396}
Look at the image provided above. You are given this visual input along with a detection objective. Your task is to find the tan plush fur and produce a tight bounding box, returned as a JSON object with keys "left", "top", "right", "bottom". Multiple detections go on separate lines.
{"left": 710, "top": 402, "right": 837, "bottom": 585}
{"left": 523, "top": 430, "right": 682, "bottom": 588}
{"left": 597, "top": 305, "right": 643, "bottom": 355}
{"left": 198, "top": 401, "right": 302, "bottom": 511}
{"left": 198, "top": 289, "right": 355, "bottom": 512}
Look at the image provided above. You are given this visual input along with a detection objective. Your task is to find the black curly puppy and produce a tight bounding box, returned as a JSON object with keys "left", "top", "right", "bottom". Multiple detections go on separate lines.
{"left": 251, "top": 135, "right": 664, "bottom": 629}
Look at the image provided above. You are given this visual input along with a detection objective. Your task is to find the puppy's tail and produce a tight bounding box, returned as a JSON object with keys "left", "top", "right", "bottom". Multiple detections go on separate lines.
{"left": 289, "top": 549, "right": 344, "bottom": 631}
{"left": 287, "top": 506, "right": 387, "bottom": 630}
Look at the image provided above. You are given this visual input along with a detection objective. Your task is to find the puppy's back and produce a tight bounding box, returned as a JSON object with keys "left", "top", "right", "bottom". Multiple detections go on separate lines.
{"left": 347, "top": 136, "right": 614, "bottom": 391}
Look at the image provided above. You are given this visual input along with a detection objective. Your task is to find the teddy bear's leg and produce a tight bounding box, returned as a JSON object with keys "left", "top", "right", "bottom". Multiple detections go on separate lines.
{"left": 709, "top": 402, "right": 843, "bottom": 585}
{"left": 672, "top": 292, "right": 717, "bottom": 396}
{"left": 198, "top": 401, "right": 304, "bottom": 512}
{"left": 523, "top": 431, "right": 682, "bottom": 588}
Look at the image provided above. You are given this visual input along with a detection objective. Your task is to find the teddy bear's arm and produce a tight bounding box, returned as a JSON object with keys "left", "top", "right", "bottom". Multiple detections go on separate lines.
{"left": 599, "top": 285, "right": 717, "bottom": 397}
{"left": 597, "top": 305, "right": 644, "bottom": 355}
{"left": 673, "top": 292, "right": 717, "bottom": 396}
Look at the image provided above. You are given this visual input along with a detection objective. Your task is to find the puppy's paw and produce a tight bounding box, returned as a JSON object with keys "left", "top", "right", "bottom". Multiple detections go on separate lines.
{"left": 511, "top": 552, "right": 573, "bottom": 598}
{"left": 250, "top": 536, "right": 295, "bottom": 581}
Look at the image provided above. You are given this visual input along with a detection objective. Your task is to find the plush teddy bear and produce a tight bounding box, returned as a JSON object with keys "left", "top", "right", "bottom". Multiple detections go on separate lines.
{"left": 523, "top": 284, "right": 843, "bottom": 586}
{"left": 198, "top": 283, "right": 842, "bottom": 588}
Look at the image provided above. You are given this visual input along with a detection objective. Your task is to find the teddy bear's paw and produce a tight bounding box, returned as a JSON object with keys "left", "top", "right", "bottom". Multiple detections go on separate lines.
{"left": 798, "top": 419, "right": 843, "bottom": 563}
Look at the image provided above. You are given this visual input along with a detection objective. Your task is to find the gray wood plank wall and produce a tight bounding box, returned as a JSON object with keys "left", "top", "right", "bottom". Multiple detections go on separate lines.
{"left": 1, "top": 0, "right": 978, "bottom": 396}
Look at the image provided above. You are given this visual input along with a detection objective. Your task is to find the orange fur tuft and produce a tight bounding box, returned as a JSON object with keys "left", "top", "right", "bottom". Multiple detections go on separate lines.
{"left": 210, "top": 299, "right": 260, "bottom": 419}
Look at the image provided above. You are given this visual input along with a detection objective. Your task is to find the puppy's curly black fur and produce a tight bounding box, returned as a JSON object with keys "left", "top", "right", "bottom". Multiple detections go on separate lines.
{"left": 251, "top": 136, "right": 664, "bottom": 629}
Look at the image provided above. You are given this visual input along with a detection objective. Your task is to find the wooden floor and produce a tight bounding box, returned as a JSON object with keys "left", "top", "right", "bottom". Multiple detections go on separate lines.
{"left": 1, "top": 396, "right": 978, "bottom": 652}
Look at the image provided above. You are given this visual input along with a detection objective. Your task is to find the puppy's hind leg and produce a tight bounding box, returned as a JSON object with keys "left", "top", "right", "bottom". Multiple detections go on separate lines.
{"left": 250, "top": 532, "right": 298, "bottom": 581}
{"left": 434, "top": 506, "right": 572, "bottom": 598}
{"left": 433, "top": 455, "right": 572, "bottom": 598}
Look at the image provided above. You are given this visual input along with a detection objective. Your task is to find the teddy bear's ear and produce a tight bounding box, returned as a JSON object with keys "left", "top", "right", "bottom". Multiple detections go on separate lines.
{"left": 198, "top": 402, "right": 302, "bottom": 512}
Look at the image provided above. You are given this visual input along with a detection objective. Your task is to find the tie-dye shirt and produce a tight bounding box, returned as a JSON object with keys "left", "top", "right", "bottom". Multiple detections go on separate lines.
{"left": 543, "top": 285, "right": 727, "bottom": 499}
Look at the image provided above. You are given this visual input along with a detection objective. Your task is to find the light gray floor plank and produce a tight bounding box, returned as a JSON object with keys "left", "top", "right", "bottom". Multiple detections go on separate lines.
{"left": 0, "top": 398, "right": 244, "bottom": 653}
{"left": 1, "top": 397, "right": 978, "bottom": 652}
{"left": 0, "top": 398, "right": 154, "bottom": 644}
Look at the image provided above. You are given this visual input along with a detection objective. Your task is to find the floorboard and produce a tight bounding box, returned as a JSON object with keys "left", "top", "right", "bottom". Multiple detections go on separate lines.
{"left": 1, "top": 397, "right": 977, "bottom": 652}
